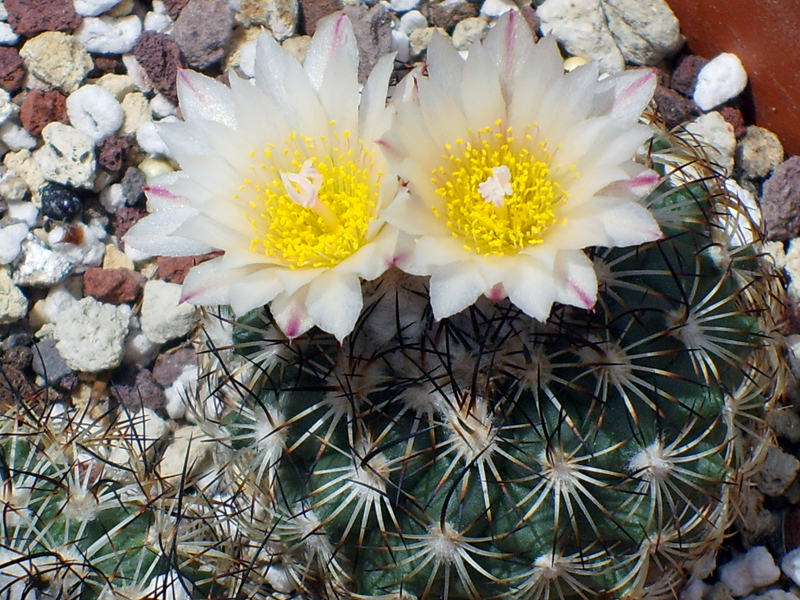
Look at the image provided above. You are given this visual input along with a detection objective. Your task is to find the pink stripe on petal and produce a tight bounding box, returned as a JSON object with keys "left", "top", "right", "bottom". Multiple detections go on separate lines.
{"left": 617, "top": 69, "right": 656, "bottom": 106}
{"left": 145, "top": 185, "right": 183, "bottom": 202}
{"left": 569, "top": 278, "right": 596, "bottom": 310}
{"left": 284, "top": 309, "right": 304, "bottom": 339}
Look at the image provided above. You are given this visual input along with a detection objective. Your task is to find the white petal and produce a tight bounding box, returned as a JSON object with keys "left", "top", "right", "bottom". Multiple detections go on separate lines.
{"left": 360, "top": 53, "right": 396, "bottom": 142}
{"left": 335, "top": 226, "right": 397, "bottom": 280}
{"left": 229, "top": 71, "right": 291, "bottom": 146}
{"left": 172, "top": 214, "right": 248, "bottom": 252}
{"left": 306, "top": 271, "right": 363, "bottom": 340}
{"left": 271, "top": 288, "right": 314, "bottom": 339}
{"left": 460, "top": 40, "right": 506, "bottom": 127}
{"left": 593, "top": 201, "right": 663, "bottom": 247}
{"left": 429, "top": 261, "right": 487, "bottom": 319}
{"left": 507, "top": 35, "right": 563, "bottom": 132}
{"left": 176, "top": 70, "right": 236, "bottom": 128}
{"left": 274, "top": 268, "right": 326, "bottom": 296}
{"left": 417, "top": 77, "right": 470, "bottom": 151}
{"left": 304, "top": 12, "right": 358, "bottom": 92}
{"left": 381, "top": 188, "right": 447, "bottom": 236}
{"left": 319, "top": 45, "right": 359, "bottom": 132}
{"left": 593, "top": 68, "right": 657, "bottom": 122}
{"left": 156, "top": 120, "right": 215, "bottom": 159}
{"left": 124, "top": 210, "right": 213, "bottom": 257}
{"left": 426, "top": 31, "right": 465, "bottom": 103}
{"left": 482, "top": 9, "right": 535, "bottom": 103}
{"left": 414, "top": 235, "right": 473, "bottom": 270}
{"left": 503, "top": 257, "right": 557, "bottom": 321}
{"left": 145, "top": 173, "right": 193, "bottom": 212}
{"left": 229, "top": 269, "right": 284, "bottom": 316}
{"left": 553, "top": 250, "right": 597, "bottom": 310}
{"left": 596, "top": 167, "right": 661, "bottom": 198}
{"left": 181, "top": 258, "right": 259, "bottom": 306}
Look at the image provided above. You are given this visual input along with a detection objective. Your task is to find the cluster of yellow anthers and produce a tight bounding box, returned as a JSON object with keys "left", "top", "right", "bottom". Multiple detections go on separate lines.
{"left": 125, "top": 10, "right": 662, "bottom": 341}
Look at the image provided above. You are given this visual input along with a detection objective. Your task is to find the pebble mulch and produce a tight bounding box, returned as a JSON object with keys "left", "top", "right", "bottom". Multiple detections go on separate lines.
{"left": 1, "top": 0, "right": 800, "bottom": 598}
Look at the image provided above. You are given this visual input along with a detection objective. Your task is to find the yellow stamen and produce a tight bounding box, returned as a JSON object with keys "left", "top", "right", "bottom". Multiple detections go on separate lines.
{"left": 433, "top": 122, "right": 571, "bottom": 256}
{"left": 241, "top": 132, "right": 379, "bottom": 269}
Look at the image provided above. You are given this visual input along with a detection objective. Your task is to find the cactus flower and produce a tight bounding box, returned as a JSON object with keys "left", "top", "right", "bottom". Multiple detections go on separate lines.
{"left": 380, "top": 11, "right": 663, "bottom": 321}
{"left": 124, "top": 14, "right": 399, "bottom": 341}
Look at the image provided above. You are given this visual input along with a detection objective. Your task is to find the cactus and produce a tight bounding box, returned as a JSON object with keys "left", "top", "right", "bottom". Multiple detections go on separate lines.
{"left": 0, "top": 100, "right": 786, "bottom": 600}
{"left": 200, "top": 125, "right": 786, "bottom": 600}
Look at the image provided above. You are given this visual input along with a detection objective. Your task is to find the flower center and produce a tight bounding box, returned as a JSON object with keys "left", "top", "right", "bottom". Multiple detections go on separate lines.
{"left": 432, "top": 121, "right": 572, "bottom": 256}
{"left": 240, "top": 129, "right": 379, "bottom": 269}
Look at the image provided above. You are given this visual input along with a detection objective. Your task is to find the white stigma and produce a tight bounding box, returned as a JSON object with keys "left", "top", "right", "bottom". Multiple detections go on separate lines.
{"left": 478, "top": 165, "right": 513, "bottom": 207}
{"left": 281, "top": 160, "right": 323, "bottom": 208}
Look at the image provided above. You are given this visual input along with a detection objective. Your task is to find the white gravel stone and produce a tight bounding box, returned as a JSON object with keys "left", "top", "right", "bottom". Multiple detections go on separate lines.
{"left": 744, "top": 591, "right": 800, "bottom": 600}
{"left": 602, "top": 0, "right": 683, "bottom": 65}
{"left": 537, "top": 0, "right": 625, "bottom": 73}
{"left": 719, "top": 546, "right": 780, "bottom": 597}
{"left": 99, "top": 182, "right": 125, "bottom": 213}
{"left": 164, "top": 364, "right": 199, "bottom": 420}
{"left": 0, "top": 122, "right": 37, "bottom": 151}
{"left": 390, "top": 30, "right": 410, "bottom": 64}
{"left": 141, "top": 279, "right": 198, "bottom": 344}
{"left": 159, "top": 424, "right": 212, "bottom": 480}
{"left": 0, "top": 22, "right": 18, "bottom": 45}
{"left": 480, "top": 0, "right": 515, "bottom": 17}
{"left": 74, "top": 0, "right": 124, "bottom": 16}
{"left": 136, "top": 119, "right": 169, "bottom": 155}
{"left": 5, "top": 201, "right": 38, "bottom": 227}
{"left": 76, "top": 15, "right": 142, "bottom": 54}
{"left": 694, "top": 52, "right": 748, "bottom": 111}
{"left": 398, "top": 10, "right": 427, "bottom": 35}
{"left": 144, "top": 10, "right": 172, "bottom": 32}
{"left": 389, "top": 0, "right": 420, "bottom": 13}
{"left": 0, "top": 88, "right": 14, "bottom": 125}
{"left": 0, "top": 2, "right": 8, "bottom": 20}
{"left": 0, "top": 174, "right": 28, "bottom": 203}
{"left": 120, "top": 91, "right": 150, "bottom": 136}
{"left": 0, "top": 267, "right": 27, "bottom": 323}
{"left": 67, "top": 84, "right": 124, "bottom": 142}
{"left": 150, "top": 94, "right": 177, "bottom": 119}
{"left": 0, "top": 221, "right": 28, "bottom": 264}
{"left": 95, "top": 73, "right": 135, "bottom": 101}
{"left": 682, "top": 111, "right": 737, "bottom": 176}
{"left": 723, "top": 179, "right": 760, "bottom": 246}
{"left": 12, "top": 234, "right": 74, "bottom": 286}
{"left": 20, "top": 32, "right": 94, "bottom": 94}
{"left": 38, "top": 283, "right": 80, "bottom": 326}
{"left": 758, "top": 446, "right": 800, "bottom": 497}
{"left": 54, "top": 296, "right": 130, "bottom": 372}
{"left": 452, "top": 16, "right": 489, "bottom": 51}
{"left": 49, "top": 221, "right": 106, "bottom": 272}
{"left": 782, "top": 548, "right": 800, "bottom": 588}
{"left": 34, "top": 123, "right": 96, "bottom": 189}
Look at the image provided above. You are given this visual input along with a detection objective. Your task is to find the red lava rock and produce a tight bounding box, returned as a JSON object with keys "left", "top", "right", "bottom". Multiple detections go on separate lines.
{"left": 0, "top": 47, "right": 25, "bottom": 93}
{"left": 5, "top": 0, "right": 81, "bottom": 36}
{"left": 300, "top": 0, "right": 343, "bottom": 35}
{"left": 654, "top": 85, "right": 698, "bottom": 129}
{"left": 718, "top": 105, "right": 746, "bottom": 138}
{"left": 96, "top": 135, "right": 130, "bottom": 172}
{"left": 0, "top": 364, "right": 36, "bottom": 410}
{"left": 20, "top": 89, "right": 68, "bottom": 136}
{"left": 153, "top": 347, "right": 198, "bottom": 388}
{"left": 112, "top": 368, "right": 166, "bottom": 411}
{"left": 761, "top": 156, "right": 800, "bottom": 242}
{"left": 90, "top": 55, "right": 125, "bottom": 76}
{"left": 344, "top": 3, "right": 392, "bottom": 83}
{"left": 115, "top": 205, "right": 148, "bottom": 242}
{"left": 670, "top": 54, "right": 707, "bottom": 97}
{"left": 784, "top": 506, "right": 800, "bottom": 553}
{"left": 172, "top": 0, "right": 234, "bottom": 70}
{"left": 157, "top": 251, "right": 223, "bottom": 284}
{"left": 133, "top": 31, "right": 184, "bottom": 104}
{"left": 164, "top": 0, "right": 192, "bottom": 19}
{"left": 83, "top": 267, "right": 144, "bottom": 304}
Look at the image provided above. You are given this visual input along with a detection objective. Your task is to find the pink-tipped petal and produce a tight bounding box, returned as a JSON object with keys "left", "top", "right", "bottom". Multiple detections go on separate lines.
{"left": 597, "top": 169, "right": 662, "bottom": 198}
{"left": 124, "top": 210, "right": 213, "bottom": 257}
{"left": 429, "top": 261, "right": 487, "bottom": 320}
{"left": 272, "top": 289, "right": 314, "bottom": 339}
{"left": 304, "top": 12, "right": 358, "bottom": 93}
{"left": 595, "top": 202, "right": 663, "bottom": 247}
{"left": 229, "top": 269, "right": 284, "bottom": 316}
{"left": 594, "top": 68, "right": 657, "bottom": 122}
{"left": 180, "top": 257, "right": 253, "bottom": 306}
{"left": 553, "top": 250, "right": 597, "bottom": 311}
{"left": 306, "top": 271, "right": 363, "bottom": 341}
{"left": 176, "top": 70, "right": 236, "bottom": 128}
{"left": 482, "top": 9, "right": 536, "bottom": 101}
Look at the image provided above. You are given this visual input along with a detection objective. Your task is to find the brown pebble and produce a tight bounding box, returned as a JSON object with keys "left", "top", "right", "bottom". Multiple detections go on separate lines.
{"left": 670, "top": 54, "right": 707, "bottom": 97}
{"left": 761, "top": 156, "right": 800, "bottom": 242}
{"left": 172, "top": 0, "right": 234, "bottom": 70}
{"left": 112, "top": 367, "right": 166, "bottom": 411}
{"left": 83, "top": 267, "right": 144, "bottom": 304}
{"left": 0, "top": 364, "right": 36, "bottom": 411}
{"left": 5, "top": 0, "right": 82, "bottom": 36}
{"left": 425, "top": 0, "right": 479, "bottom": 32}
{"left": 90, "top": 55, "right": 125, "bottom": 77}
{"left": 96, "top": 135, "right": 130, "bottom": 172}
{"left": 299, "top": 0, "right": 343, "bottom": 35}
{"left": 0, "top": 47, "right": 25, "bottom": 93}
{"left": 157, "top": 251, "right": 223, "bottom": 284}
{"left": 519, "top": 5, "right": 540, "bottom": 38}
{"left": 653, "top": 85, "right": 698, "bottom": 129}
{"left": 164, "top": 0, "right": 192, "bottom": 19}
{"left": 153, "top": 347, "right": 198, "bottom": 388}
{"left": 20, "top": 89, "right": 68, "bottom": 136}
{"left": 133, "top": 31, "right": 184, "bottom": 104}
{"left": 718, "top": 105, "right": 746, "bottom": 138}
{"left": 344, "top": 3, "right": 392, "bottom": 83}
{"left": 115, "top": 205, "right": 148, "bottom": 242}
